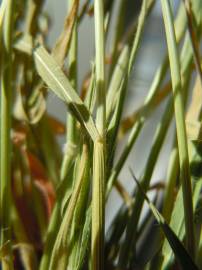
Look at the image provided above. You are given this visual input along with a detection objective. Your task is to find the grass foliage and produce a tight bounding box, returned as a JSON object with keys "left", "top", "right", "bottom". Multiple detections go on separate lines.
{"left": 0, "top": 0, "right": 202, "bottom": 269}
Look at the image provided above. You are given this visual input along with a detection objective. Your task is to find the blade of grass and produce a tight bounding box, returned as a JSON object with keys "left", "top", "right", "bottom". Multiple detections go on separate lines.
{"left": 118, "top": 2, "right": 187, "bottom": 137}
{"left": 105, "top": 28, "right": 193, "bottom": 266}
{"left": 33, "top": 45, "right": 99, "bottom": 142}
{"left": 60, "top": 0, "right": 78, "bottom": 182}
{"left": 0, "top": 0, "right": 15, "bottom": 269}
{"left": 106, "top": 45, "right": 129, "bottom": 122}
{"left": 68, "top": 145, "right": 90, "bottom": 269}
{"left": 106, "top": 0, "right": 155, "bottom": 178}
{"left": 106, "top": 1, "right": 187, "bottom": 195}
{"left": 161, "top": 0, "right": 195, "bottom": 257}
{"left": 130, "top": 169, "right": 199, "bottom": 270}
{"left": 149, "top": 57, "right": 192, "bottom": 267}
{"left": 106, "top": 0, "right": 161, "bottom": 196}
{"left": 160, "top": 59, "right": 202, "bottom": 269}
{"left": 78, "top": 0, "right": 91, "bottom": 23}
{"left": 160, "top": 70, "right": 201, "bottom": 268}
{"left": 182, "top": 0, "right": 202, "bottom": 85}
{"left": 127, "top": 0, "right": 150, "bottom": 75}
{"left": 118, "top": 98, "right": 173, "bottom": 268}
{"left": 84, "top": 63, "right": 96, "bottom": 113}
{"left": 107, "top": 0, "right": 127, "bottom": 81}
{"left": 52, "top": 0, "right": 79, "bottom": 66}
{"left": 161, "top": 177, "right": 202, "bottom": 269}
{"left": 74, "top": 206, "right": 91, "bottom": 270}
{"left": 49, "top": 143, "right": 89, "bottom": 269}
{"left": 162, "top": 146, "right": 179, "bottom": 222}
{"left": 106, "top": 57, "right": 167, "bottom": 196}
{"left": 40, "top": 19, "right": 80, "bottom": 261}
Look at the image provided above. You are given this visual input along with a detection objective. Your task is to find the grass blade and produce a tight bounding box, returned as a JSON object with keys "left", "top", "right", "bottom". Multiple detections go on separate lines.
{"left": 33, "top": 45, "right": 99, "bottom": 142}
{"left": 60, "top": 0, "right": 79, "bottom": 182}
{"left": 130, "top": 169, "right": 199, "bottom": 270}
{"left": 52, "top": 0, "right": 79, "bottom": 66}
{"left": 118, "top": 98, "right": 173, "bottom": 267}
{"left": 49, "top": 143, "right": 89, "bottom": 269}
{"left": 161, "top": 0, "right": 195, "bottom": 256}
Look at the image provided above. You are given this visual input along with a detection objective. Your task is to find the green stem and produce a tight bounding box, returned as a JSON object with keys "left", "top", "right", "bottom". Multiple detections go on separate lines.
{"left": 107, "top": 0, "right": 127, "bottom": 82}
{"left": 0, "top": 0, "right": 14, "bottom": 269}
{"left": 106, "top": 57, "right": 168, "bottom": 197}
{"left": 94, "top": 0, "right": 105, "bottom": 136}
{"left": 60, "top": 0, "right": 78, "bottom": 181}
{"left": 92, "top": 0, "right": 106, "bottom": 269}
{"left": 161, "top": 0, "right": 195, "bottom": 257}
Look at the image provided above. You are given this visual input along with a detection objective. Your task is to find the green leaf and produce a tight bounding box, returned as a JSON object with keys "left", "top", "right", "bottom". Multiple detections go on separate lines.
{"left": 33, "top": 45, "right": 99, "bottom": 142}
{"left": 161, "top": 0, "right": 195, "bottom": 255}
{"left": 161, "top": 157, "right": 202, "bottom": 269}
{"left": 130, "top": 169, "right": 199, "bottom": 270}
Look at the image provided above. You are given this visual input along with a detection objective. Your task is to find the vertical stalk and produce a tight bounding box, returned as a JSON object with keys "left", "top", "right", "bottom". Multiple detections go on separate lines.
{"left": 92, "top": 0, "right": 105, "bottom": 269}
{"left": 60, "top": 0, "right": 78, "bottom": 181}
{"left": 67, "top": 0, "right": 77, "bottom": 141}
{"left": 0, "top": 0, "right": 14, "bottom": 269}
{"left": 161, "top": 0, "right": 195, "bottom": 257}
{"left": 94, "top": 0, "right": 105, "bottom": 136}
{"left": 183, "top": 0, "right": 202, "bottom": 83}
{"left": 107, "top": 0, "right": 127, "bottom": 81}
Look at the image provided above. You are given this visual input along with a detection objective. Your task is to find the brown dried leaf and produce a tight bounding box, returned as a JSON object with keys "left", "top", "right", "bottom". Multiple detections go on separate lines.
{"left": 26, "top": 151, "right": 55, "bottom": 213}
{"left": 52, "top": 0, "right": 79, "bottom": 65}
{"left": 26, "top": 151, "right": 47, "bottom": 180}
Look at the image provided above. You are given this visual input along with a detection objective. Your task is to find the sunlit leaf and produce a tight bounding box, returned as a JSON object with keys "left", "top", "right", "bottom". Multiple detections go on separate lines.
{"left": 33, "top": 45, "right": 99, "bottom": 142}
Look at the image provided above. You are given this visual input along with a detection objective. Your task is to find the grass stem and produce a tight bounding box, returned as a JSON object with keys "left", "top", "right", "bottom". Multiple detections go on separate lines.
{"left": 161, "top": 0, "right": 195, "bottom": 257}
{"left": 0, "top": 0, "right": 14, "bottom": 269}
{"left": 92, "top": 0, "right": 106, "bottom": 269}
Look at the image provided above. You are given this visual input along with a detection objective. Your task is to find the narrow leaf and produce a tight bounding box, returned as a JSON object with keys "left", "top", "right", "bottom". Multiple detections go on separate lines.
{"left": 52, "top": 0, "right": 79, "bottom": 65}
{"left": 33, "top": 45, "right": 99, "bottom": 142}
{"left": 130, "top": 169, "right": 199, "bottom": 270}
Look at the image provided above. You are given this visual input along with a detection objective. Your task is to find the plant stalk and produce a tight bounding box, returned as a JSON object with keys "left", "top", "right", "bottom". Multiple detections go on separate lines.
{"left": 92, "top": 0, "right": 106, "bottom": 269}
{"left": 0, "top": 0, "right": 14, "bottom": 269}
{"left": 161, "top": 0, "right": 195, "bottom": 257}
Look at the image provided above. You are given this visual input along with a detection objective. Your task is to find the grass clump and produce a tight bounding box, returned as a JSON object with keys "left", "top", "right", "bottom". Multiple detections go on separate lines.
{"left": 0, "top": 0, "right": 202, "bottom": 269}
